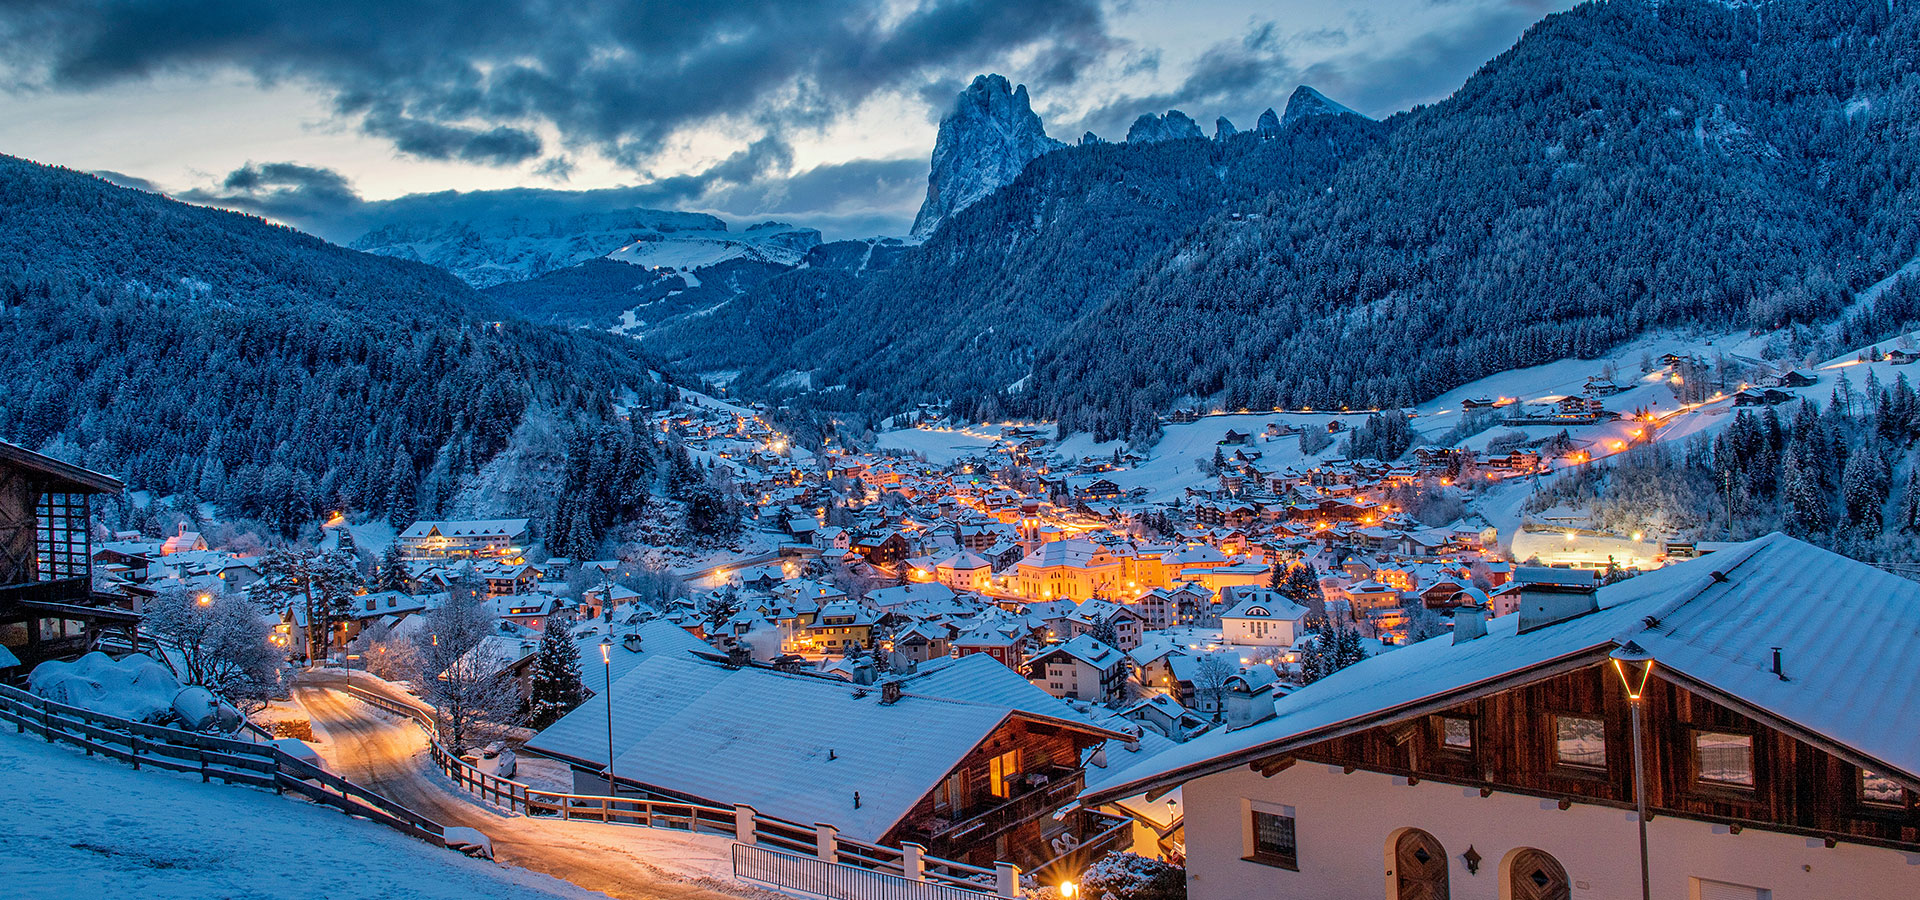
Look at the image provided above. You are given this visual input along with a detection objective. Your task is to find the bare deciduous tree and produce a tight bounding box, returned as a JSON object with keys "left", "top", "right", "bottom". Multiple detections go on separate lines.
{"left": 412, "top": 580, "right": 522, "bottom": 752}
{"left": 143, "top": 586, "right": 283, "bottom": 713}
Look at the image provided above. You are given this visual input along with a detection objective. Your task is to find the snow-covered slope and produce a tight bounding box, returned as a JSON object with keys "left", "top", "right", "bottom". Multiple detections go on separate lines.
{"left": 0, "top": 731, "right": 605, "bottom": 900}
{"left": 605, "top": 221, "right": 821, "bottom": 274}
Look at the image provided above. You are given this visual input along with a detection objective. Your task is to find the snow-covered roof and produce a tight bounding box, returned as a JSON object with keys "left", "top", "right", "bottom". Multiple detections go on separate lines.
{"left": 1084, "top": 533, "right": 1920, "bottom": 805}
{"left": 1219, "top": 590, "right": 1309, "bottom": 623}
{"left": 1031, "top": 634, "right": 1125, "bottom": 670}
{"left": 1018, "top": 538, "right": 1109, "bottom": 569}
{"left": 398, "top": 519, "right": 530, "bottom": 539}
{"left": 526, "top": 653, "right": 1117, "bottom": 842}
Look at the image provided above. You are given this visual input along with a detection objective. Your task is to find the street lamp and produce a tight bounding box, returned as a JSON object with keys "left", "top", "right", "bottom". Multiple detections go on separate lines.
{"left": 600, "top": 636, "right": 615, "bottom": 796}
{"left": 1610, "top": 641, "right": 1656, "bottom": 900}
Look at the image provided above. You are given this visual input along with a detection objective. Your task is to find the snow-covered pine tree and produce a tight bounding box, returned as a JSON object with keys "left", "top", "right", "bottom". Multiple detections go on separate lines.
{"left": 527, "top": 615, "right": 586, "bottom": 728}
{"left": 1841, "top": 449, "right": 1887, "bottom": 537}
{"left": 1782, "top": 452, "right": 1830, "bottom": 535}
{"left": 376, "top": 541, "right": 409, "bottom": 593}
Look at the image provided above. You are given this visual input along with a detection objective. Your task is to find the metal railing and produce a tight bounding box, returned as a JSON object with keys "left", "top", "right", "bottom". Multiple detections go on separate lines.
{"left": 0, "top": 682, "right": 445, "bottom": 845}
{"left": 734, "top": 844, "right": 1000, "bottom": 900}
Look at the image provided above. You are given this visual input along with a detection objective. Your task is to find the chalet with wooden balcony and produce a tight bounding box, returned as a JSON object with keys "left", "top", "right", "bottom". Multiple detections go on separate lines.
{"left": 0, "top": 443, "right": 141, "bottom": 675}
{"left": 526, "top": 651, "right": 1125, "bottom": 868}
{"left": 1081, "top": 533, "right": 1920, "bottom": 900}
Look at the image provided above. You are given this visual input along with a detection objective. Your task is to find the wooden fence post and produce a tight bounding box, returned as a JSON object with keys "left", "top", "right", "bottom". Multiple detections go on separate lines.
{"left": 815, "top": 822, "right": 838, "bottom": 863}
{"left": 735, "top": 804, "right": 757, "bottom": 844}
{"left": 129, "top": 734, "right": 140, "bottom": 770}
{"left": 995, "top": 862, "right": 1021, "bottom": 899}
{"left": 902, "top": 842, "right": 927, "bottom": 882}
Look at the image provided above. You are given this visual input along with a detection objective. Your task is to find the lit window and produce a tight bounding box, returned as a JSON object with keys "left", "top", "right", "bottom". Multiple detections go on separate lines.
{"left": 1859, "top": 769, "right": 1906, "bottom": 808}
{"left": 1694, "top": 730, "right": 1754, "bottom": 788}
{"left": 1247, "top": 809, "right": 1297, "bottom": 869}
{"left": 1440, "top": 717, "right": 1473, "bottom": 752}
{"left": 1555, "top": 715, "right": 1606, "bottom": 770}
{"left": 988, "top": 749, "right": 1020, "bottom": 798}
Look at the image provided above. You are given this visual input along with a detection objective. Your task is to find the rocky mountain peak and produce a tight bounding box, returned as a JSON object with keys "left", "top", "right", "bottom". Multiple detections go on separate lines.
{"left": 1256, "top": 107, "right": 1281, "bottom": 135}
{"left": 1214, "top": 116, "right": 1237, "bottom": 140}
{"left": 910, "top": 74, "right": 1063, "bottom": 238}
{"left": 1280, "top": 85, "right": 1363, "bottom": 128}
{"left": 1126, "top": 110, "right": 1204, "bottom": 144}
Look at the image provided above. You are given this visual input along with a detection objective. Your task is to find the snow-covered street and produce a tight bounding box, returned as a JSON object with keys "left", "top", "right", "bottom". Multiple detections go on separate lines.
{"left": 292, "top": 676, "right": 766, "bottom": 900}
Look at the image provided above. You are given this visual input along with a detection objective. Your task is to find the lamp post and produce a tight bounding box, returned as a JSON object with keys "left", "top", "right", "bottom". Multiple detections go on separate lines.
{"left": 600, "top": 636, "right": 615, "bottom": 795}
{"left": 1610, "top": 641, "right": 1656, "bottom": 900}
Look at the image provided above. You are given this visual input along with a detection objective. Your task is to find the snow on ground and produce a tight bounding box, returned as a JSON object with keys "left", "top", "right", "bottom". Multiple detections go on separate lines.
{"left": 0, "top": 731, "right": 610, "bottom": 900}
{"left": 873, "top": 426, "right": 1004, "bottom": 465}
{"left": 345, "top": 519, "right": 398, "bottom": 555}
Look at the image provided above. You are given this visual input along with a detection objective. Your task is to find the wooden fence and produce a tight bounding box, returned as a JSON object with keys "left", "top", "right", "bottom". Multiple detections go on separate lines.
{"left": 0, "top": 682, "right": 446, "bottom": 846}
{"left": 333, "top": 681, "right": 1019, "bottom": 897}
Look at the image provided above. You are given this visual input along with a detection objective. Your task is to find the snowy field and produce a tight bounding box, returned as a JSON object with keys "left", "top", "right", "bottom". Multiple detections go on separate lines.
{"left": 0, "top": 731, "right": 608, "bottom": 900}
{"left": 873, "top": 426, "right": 1005, "bottom": 465}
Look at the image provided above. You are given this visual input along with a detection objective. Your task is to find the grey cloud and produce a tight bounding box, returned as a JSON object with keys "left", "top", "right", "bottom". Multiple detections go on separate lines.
{"left": 0, "top": 0, "right": 1111, "bottom": 173}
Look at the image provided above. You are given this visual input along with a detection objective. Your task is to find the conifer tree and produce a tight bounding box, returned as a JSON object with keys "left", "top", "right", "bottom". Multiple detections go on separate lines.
{"left": 528, "top": 615, "right": 586, "bottom": 728}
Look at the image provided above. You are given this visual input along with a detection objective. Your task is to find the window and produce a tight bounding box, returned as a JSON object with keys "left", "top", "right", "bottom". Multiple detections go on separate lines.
{"left": 933, "top": 772, "right": 964, "bottom": 814}
{"left": 988, "top": 749, "right": 1020, "bottom": 799}
{"left": 1440, "top": 717, "right": 1474, "bottom": 752}
{"left": 1693, "top": 730, "right": 1754, "bottom": 789}
{"left": 1859, "top": 769, "right": 1908, "bottom": 809}
{"left": 1555, "top": 715, "right": 1607, "bottom": 770}
{"left": 1247, "top": 809, "right": 1297, "bottom": 869}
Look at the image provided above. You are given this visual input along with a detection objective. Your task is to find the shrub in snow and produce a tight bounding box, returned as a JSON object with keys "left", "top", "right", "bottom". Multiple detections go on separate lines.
{"left": 1078, "top": 852, "right": 1186, "bottom": 900}
{"left": 29, "top": 652, "right": 182, "bottom": 723}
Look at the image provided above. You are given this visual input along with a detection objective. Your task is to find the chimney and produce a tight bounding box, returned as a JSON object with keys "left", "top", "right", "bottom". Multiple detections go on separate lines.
{"left": 1225, "top": 683, "right": 1277, "bottom": 729}
{"left": 1451, "top": 604, "right": 1489, "bottom": 644}
{"left": 725, "top": 640, "right": 751, "bottom": 667}
{"left": 1514, "top": 567, "right": 1599, "bottom": 634}
{"left": 880, "top": 680, "right": 903, "bottom": 704}
{"left": 623, "top": 633, "right": 644, "bottom": 653}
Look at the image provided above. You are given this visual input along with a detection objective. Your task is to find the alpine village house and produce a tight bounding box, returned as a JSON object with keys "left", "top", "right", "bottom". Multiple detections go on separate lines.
{"left": 1079, "top": 534, "right": 1920, "bottom": 900}
{"left": 0, "top": 442, "right": 140, "bottom": 676}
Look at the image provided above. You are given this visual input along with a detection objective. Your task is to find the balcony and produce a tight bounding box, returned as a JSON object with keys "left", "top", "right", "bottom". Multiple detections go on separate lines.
{"left": 928, "top": 767, "right": 1085, "bottom": 843}
{"left": 0, "top": 577, "right": 92, "bottom": 608}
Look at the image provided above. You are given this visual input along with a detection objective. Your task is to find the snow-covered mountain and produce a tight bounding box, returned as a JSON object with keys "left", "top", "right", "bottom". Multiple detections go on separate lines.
{"left": 910, "top": 74, "right": 1063, "bottom": 238}
{"left": 1125, "top": 110, "right": 1205, "bottom": 143}
{"left": 352, "top": 209, "right": 820, "bottom": 289}
{"left": 1280, "top": 85, "right": 1365, "bottom": 128}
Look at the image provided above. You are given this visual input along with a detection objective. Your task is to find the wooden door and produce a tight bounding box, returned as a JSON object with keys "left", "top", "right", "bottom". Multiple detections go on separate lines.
{"left": 1508, "top": 848, "right": 1571, "bottom": 900}
{"left": 1393, "top": 829, "right": 1449, "bottom": 900}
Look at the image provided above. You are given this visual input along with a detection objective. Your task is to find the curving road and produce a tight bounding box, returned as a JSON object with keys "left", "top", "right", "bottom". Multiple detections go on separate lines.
{"left": 290, "top": 678, "right": 769, "bottom": 900}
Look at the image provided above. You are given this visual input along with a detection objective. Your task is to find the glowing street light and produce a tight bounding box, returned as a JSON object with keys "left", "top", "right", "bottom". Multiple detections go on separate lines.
{"left": 601, "top": 636, "right": 616, "bottom": 795}
{"left": 1610, "top": 641, "right": 1656, "bottom": 900}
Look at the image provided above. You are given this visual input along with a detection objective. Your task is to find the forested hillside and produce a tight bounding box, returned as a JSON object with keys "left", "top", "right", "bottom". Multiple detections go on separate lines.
{"left": 646, "top": 0, "right": 1920, "bottom": 442}
{"left": 1033, "top": 0, "right": 1920, "bottom": 438}
{"left": 0, "top": 156, "right": 669, "bottom": 535}
{"left": 649, "top": 112, "right": 1390, "bottom": 430}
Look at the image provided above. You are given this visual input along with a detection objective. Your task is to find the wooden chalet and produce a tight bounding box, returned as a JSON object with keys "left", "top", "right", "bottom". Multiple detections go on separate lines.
{"left": 0, "top": 443, "right": 141, "bottom": 676}
{"left": 1082, "top": 534, "right": 1920, "bottom": 900}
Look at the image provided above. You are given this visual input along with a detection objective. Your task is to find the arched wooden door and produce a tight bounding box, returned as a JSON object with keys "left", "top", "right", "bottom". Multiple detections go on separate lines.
{"left": 1392, "top": 829, "right": 1450, "bottom": 900}
{"left": 1508, "top": 848, "right": 1570, "bottom": 900}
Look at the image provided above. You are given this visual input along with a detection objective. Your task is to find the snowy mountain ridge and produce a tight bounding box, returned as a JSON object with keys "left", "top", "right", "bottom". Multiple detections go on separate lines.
{"left": 353, "top": 209, "right": 821, "bottom": 289}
